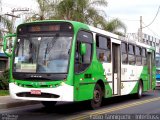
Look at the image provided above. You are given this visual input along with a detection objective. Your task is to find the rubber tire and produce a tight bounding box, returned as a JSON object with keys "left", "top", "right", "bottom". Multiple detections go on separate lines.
{"left": 41, "top": 101, "right": 57, "bottom": 109}
{"left": 135, "top": 81, "right": 143, "bottom": 99}
{"left": 90, "top": 84, "right": 103, "bottom": 109}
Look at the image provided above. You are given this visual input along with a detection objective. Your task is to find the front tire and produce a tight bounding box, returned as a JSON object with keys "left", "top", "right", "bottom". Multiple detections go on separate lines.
{"left": 90, "top": 84, "right": 103, "bottom": 109}
{"left": 41, "top": 101, "right": 57, "bottom": 109}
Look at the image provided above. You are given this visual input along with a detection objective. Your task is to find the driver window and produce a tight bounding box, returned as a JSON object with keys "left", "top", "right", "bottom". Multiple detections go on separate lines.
{"left": 75, "top": 31, "right": 93, "bottom": 73}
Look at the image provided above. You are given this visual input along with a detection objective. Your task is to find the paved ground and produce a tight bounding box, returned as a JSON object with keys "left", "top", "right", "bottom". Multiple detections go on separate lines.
{"left": 0, "top": 96, "right": 39, "bottom": 109}
{"left": 0, "top": 87, "right": 160, "bottom": 120}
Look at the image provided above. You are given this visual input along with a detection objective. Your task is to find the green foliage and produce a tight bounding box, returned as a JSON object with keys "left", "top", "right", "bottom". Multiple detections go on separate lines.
{"left": 0, "top": 90, "right": 9, "bottom": 96}
{"left": 26, "top": 0, "right": 127, "bottom": 35}
{"left": 0, "top": 15, "right": 13, "bottom": 33}
{"left": 103, "top": 19, "right": 127, "bottom": 36}
{"left": 0, "top": 69, "right": 10, "bottom": 90}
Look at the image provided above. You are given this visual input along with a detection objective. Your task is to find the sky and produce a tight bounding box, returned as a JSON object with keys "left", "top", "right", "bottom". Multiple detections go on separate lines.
{"left": 1, "top": 0, "right": 160, "bottom": 38}
{"left": 106, "top": 0, "right": 160, "bottom": 38}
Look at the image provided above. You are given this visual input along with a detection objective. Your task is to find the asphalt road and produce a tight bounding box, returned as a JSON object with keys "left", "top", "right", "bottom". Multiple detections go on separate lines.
{"left": 0, "top": 87, "right": 160, "bottom": 120}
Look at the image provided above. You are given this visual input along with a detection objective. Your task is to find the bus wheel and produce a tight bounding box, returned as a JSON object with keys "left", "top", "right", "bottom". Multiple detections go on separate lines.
{"left": 90, "top": 84, "right": 103, "bottom": 109}
{"left": 41, "top": 101, "right": 57, "bottom": 109}
{"left": 135, "top": 81, "right": 143, "bottom": 99}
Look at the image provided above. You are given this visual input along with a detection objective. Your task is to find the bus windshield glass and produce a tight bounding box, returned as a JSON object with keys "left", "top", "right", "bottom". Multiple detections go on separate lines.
{"left": 13, "top": 34, "right": 72, "bottom": 73}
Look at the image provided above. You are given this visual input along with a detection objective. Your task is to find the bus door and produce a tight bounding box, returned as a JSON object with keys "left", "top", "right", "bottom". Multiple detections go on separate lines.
{"left": 112, "top": 42, "right": 121, "bottom": 95}
{"left": 147, "top": 51, "right": 153, "bottom": 89}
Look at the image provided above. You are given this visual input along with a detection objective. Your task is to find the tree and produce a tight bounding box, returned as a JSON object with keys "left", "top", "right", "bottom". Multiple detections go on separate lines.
{"left": 28, "top": 0, "right": 127, "bottom": 35}
{"left": 0, "top": 15, "right": 13, "bottom": 33}
{"left": 26, "top": 0, "right": 58, "bottom": 21}
{"left": 54, "top": 0, "right": 108, "bottom": 23}
{"left": 54, "top": 0, "right": 126, "bottom": 35}
{"left": 103, "top": 19, "right": 127, "bottom": 36}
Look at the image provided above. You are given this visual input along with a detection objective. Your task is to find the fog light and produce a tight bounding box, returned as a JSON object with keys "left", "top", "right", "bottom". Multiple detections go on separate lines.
{"left": 61, "top": 82, "right": 65, "bottom": 86}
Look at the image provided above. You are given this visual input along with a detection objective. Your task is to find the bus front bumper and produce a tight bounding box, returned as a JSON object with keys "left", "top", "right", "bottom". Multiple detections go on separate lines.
{"left": 9, "top": 83, "right": 74, "bottom": 101}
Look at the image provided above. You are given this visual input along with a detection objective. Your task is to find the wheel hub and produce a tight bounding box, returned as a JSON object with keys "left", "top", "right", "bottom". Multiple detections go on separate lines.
{"left": 94, "top": 90, "right": 100, "bottom": 103}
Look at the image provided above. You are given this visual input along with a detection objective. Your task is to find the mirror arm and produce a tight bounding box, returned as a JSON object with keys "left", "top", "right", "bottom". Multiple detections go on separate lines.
{"left": 3, "top": 34, "right": 16, "bottom": 57}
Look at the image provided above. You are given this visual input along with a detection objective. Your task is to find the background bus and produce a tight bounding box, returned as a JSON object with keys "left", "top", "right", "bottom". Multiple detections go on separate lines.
{"left": 3, "top": 20, "right": 156, "bottom": 109}
{"left": 156, "top": 53, "right": 160, "bottom": 87}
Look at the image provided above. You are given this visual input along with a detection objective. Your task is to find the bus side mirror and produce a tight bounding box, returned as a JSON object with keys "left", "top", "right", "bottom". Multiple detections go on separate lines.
{"left": 3, "top": 34, "right": 16, "bottom": 57}
{"left": 80, "top": 43, "right": 87, "bottom": 56}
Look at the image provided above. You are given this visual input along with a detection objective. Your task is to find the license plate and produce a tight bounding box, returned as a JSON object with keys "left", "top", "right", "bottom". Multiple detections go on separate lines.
{"left": 30, "top": 90, "right": 41, "bottom": 95}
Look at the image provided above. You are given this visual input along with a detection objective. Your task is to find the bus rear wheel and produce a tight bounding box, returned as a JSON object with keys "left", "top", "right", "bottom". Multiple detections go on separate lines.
{"left": 135, "top": 81, "right": 143, "bottom": 99}
{"left": 41, "top": 101, "right": 57, "bottom": 109}
{"left": 90, "top": 84, "right": 103, "bottom": 109}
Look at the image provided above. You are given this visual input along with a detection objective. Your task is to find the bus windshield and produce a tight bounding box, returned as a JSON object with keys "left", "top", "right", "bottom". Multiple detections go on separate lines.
{"left": 13, "top": 34, "right": 72, "bottom": 73}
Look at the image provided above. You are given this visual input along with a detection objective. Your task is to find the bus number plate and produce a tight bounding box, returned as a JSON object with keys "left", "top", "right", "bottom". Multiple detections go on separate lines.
{"left": 30, "top": 90, "right": 41, "bottom": 95}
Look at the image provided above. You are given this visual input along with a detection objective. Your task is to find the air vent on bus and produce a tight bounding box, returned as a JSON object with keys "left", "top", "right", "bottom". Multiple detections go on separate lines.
{"left": 16, "top": 92, "right": 60, "bottom": 98}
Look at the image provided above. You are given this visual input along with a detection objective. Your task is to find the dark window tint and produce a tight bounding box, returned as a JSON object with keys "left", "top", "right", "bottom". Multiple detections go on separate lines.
{"left": 142, "top": 48, "right": 146, "bottom": 57}
{"left": 128, "top": 44, "right": 135, "bottom": 55}
{"left": 135, "top": 46, "right": 142, "bottom": 65}
{"left": 121, "top": 42, "right": 128, "bottom": 64}
{"left": 75, "top": 31, "right": 93, "bottom": 73}
{"left": 136, "top": 46, "right": 141, "bottom": 56}
{"left": 121, "top": 43, "right": 127, "bottom": 53}
{"left": 122, "top": 54, "right": 128, "bottom": 64}
{"left": 128, "top": 54, "right": 135, "bottom": 65}
{"left": 128, "top": 44, "right": 135, "bottom": 65}
{"left": 0, "top": 60, "right": 7, "bottom": 71}
{"left": 142, "top": 48, "right": 147, "bottom": 65}
{"left": 77, "top": 31, "right": 93, "bottom": 43}
{"left": 83, "top": 43, "right": 91, "bottom": 64}
{"left": 96, "top": 35, "right": 111, "bottom": 62}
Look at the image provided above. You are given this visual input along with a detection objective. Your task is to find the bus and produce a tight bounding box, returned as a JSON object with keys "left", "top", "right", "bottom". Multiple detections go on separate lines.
{"left": 156, "top": 53, "right": 160, "bottom": 87}
{"left": 3, "top": 20, "right": 156, "bottom": 109}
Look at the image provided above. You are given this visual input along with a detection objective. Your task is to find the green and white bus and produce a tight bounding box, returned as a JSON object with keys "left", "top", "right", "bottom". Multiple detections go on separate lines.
{"left": 3, "top": 20, "right": 156, "bottom": 109}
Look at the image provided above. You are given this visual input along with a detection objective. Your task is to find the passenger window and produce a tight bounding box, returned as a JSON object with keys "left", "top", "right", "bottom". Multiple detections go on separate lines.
{"left": 121, "top": 42, "right": 128, "bottom": 64}
{"left": 142, "top": 48, "right": 147, "bottom": 65}
{"left": 96, "top": 35, "right": 111, "bottom": 62}
{"left": 128, "top": 44, "right": 135, "bottom": 65}
{"left": 135, "top": 46, "right": 142, "bottom": 66}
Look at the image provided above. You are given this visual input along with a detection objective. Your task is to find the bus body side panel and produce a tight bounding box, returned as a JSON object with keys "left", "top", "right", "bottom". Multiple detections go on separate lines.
{"left": 74, "top": 61, "right": 113, "bottom": 101}
{"left": 152, "top": 66, "right": 156, "bottom": 89}
{"left": 130, "top": 66, "right": 148, "bottom": 94}
{"left": 72, "top": 23, "right": 95, "bottom": 101}
{"left": 73, "top": 62, "right": 95, "bottom": 101}
{"left": 102, "top": 63, "right": 113, "bottom": 98}
{"left": 140, "top": 66, "right": 149, "bottom": 91}
{"left": 73, "top": 25, "right": 113, "bottom": 101}
{"left": 121, "top": 65, "right": 143, "bottom": 95}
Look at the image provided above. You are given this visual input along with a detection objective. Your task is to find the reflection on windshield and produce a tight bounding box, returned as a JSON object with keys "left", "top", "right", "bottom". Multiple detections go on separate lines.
{"left": 14, "top": 34, "right": 72, "bottom": 73}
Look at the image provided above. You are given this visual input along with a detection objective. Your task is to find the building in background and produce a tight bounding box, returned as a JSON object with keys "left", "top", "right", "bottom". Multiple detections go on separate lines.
{"left": 126, "top": 32, "right": 160, "bottom": 54}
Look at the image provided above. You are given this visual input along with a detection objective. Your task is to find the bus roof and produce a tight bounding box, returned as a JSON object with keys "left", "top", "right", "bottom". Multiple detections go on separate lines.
{"left": 19, "top": 20, "right": 155, "bottom": 50}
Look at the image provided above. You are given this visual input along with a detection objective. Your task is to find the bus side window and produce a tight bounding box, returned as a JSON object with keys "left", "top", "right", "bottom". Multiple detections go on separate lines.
{"left": 135, "top": 46, "right": 142, "bottom": 66}
{"left": 128, "top": 44, "right": 135, "bottom": 65}
{"left": 121, "top": 42, "right": 128, "bottom": 64}
{"left": 152, "top": 51, "right": 155, "bottom": 65}
{"left": 75, "top": 31, "right": 93, "bottom": 73}
{"left": 142, "top": 48, "right": 147, "bottom": 65}
{"left": 96, "top": 35, "right": 111, "bottom": 62}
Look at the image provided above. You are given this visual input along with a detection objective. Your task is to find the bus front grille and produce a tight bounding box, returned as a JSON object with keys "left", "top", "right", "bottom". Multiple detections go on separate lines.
{"left": 16, "top": 92, "right": 60, "bottom": 98}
